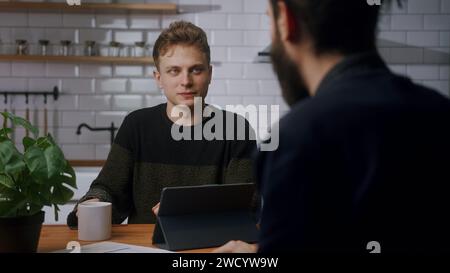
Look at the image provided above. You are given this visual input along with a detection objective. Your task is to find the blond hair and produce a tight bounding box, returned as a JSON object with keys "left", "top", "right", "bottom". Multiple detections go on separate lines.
{"left": 152, "top": 21, "right": 210, "bottom": 70}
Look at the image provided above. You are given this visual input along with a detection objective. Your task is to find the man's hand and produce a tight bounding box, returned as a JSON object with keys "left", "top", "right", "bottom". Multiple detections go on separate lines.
{"left": 75, "top": 198, "right": 100, "bottom": 217}
{"left": 212, "top": 240, "right": 258, "bottom": 253}
{"left": 152, "top": 202, "right": 160, "bottom": 216}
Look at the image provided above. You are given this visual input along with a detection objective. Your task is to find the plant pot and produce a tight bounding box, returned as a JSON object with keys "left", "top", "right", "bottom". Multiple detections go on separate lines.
{"left": 0, "top": 211, "right": 45, "bottom": 253}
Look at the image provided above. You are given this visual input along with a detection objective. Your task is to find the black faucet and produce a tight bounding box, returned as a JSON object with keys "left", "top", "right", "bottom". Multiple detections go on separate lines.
{"left": 76, "top": 122, "right": 118, "bottom": 145}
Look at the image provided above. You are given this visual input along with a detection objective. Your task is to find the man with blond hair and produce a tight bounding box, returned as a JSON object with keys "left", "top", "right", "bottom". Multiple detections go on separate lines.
{"left": 68, "top": 21, "right": 256, "bottom": 226}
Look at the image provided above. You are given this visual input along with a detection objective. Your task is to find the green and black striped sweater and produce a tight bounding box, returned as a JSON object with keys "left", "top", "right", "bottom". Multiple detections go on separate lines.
{"left": 67, "top": 103, "right": 256, "bottom": 226}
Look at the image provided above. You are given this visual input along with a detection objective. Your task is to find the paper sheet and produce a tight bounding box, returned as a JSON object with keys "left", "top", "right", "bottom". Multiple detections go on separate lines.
{"left": 51, "top": 241, "right": 173, "bottom": 253}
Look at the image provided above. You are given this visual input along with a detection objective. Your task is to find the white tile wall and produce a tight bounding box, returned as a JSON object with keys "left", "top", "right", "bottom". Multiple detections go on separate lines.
{"left": 114, "top": 65, "right": 144, "bottom": 77}
{"left": 63, "top": 79, "right": 94, "bottom": 94}
{"left": 391, "top": 15, "right": 424, "bottom": 30}
{"left": 0, "top": 0, "right": 448, "bottom": 159}
{"left": 406, "top": 31, "right": 440, "bottom": 47}
{"left": 63, "top": 14, "right": 95, "bottom": 28}
{"left": 79, "top": 29, "right": 112, "bottom": 44}
{"left": 28, "top": 13, "right": 62, "bottom": 27}
{"left": 95, "top": 79, "right": 127, "bottom": 93}
{"left": 0, "top": 13, "right": 27, "bottom": 27}
{"left": 12, "top": 62, "right": 46, "bottom": 77}
{"left": 424, "top": 15, "right": 450, "bottom": 30}
{"left": 211, "top": 0, "right": 243, "bottom": 13}
{"left": 79, "top": 95, "right": 112, "bottom": 111}
{"left": 212, "top": 30, "right": 243, "bottom": 46}
{"left": 227, "top": 79, "right": 258, "bottom": 95}
{"left": 408, "top": 0, "right": 441, "bottom": 14}
{"left": 129, "top": 78, "right": 159, "bottom": 93}
{"left": 129, "top": 15, "right": 161, "bottom": 29}
{"left": 112, "top": 95, "right": 145, "bottom": 110}
{"left": 95, "top": 111, "right": 127, "bottom": 126}
{"left": 62, "top": 111, "right": 95, "bottom": 127}
{"left": 0, "top": 62, "right": 10, "bottom": 76}
{"left": 96, "top": 15, "right": 128, "bottom": 29}
{"left": 79, "top": 64, "right": 112, "bottom": 78}
{"left": 47, "top": 64, "right": 78, "bottom": 77}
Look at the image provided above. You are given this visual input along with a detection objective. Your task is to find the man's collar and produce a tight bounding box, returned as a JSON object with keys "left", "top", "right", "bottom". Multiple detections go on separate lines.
{"left": 315, "top": 51, "right": 388, "bottom": 97}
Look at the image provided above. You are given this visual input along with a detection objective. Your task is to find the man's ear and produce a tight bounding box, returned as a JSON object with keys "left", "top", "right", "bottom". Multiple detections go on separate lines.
{"left": 208, "top": 65, "right": 212, "bottom": 84}
{"left": 277, "top": 0, "right": 298, "bottom": 42}
{"left": 153, "top": 70, "right": 162, "bottom": 88}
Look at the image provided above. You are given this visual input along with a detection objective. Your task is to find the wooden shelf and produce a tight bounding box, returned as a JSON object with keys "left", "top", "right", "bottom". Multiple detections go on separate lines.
{"left": 69, "top": 160, "right": 105, "bottom": 167}
{"left": 0, "top": 2, "right": 177, "bottom": 14}
{"left": 0, "top": 54, "right": 154, "bottom": 65}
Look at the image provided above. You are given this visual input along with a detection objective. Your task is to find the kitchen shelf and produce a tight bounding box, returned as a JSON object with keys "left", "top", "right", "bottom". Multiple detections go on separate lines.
{"left": 0, "top": 55, "right": 154, "bottom": 65}
{"left": 0, "top": 2, "right": 178, "bottom": 14}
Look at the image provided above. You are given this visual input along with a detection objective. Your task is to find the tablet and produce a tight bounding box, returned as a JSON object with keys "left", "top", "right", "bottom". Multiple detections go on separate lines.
{"left": 153, "top": 183, "right": 258, "bottom": 251}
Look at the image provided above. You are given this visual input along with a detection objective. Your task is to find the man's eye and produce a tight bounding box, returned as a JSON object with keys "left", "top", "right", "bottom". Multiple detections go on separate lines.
{"left": 192, "top": 68, "right": 204, "bottom": 74}
{"left": 168, "top": 69, "right": 179, "bottom": 75}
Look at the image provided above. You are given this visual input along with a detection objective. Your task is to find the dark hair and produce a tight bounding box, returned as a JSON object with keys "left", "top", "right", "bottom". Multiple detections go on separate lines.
{"left": 153, "top": 21, "right": 210, "bottom": 70}
{"left": 270, "top": 0, "right": 400, "bottom": 55}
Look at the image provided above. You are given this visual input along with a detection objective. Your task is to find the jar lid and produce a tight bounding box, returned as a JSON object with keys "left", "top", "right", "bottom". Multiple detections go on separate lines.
{"left": 85, "top": 40, "right": 96, "bottom": 46}
{"left": 16, "top": 39, "right": 27, "bottom": 44}
{"left": 39, "top": 40, "right": 49, "bottom": 45}
{"left": 60, "top": 40, "right": 72, "bottom": 45}
{"left": 109, "top": 41, "right": 121, "bottom": 47}
{"left": 135, "top": 41, "right": 146, "bottom": 47}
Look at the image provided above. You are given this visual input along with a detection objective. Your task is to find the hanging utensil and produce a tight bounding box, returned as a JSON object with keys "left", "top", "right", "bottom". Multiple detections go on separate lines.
{"left": 25, "top": 93, "right": 29, "bottom": 138}
{"left": 44, "top": 94, "right": 48, "bottom": 136}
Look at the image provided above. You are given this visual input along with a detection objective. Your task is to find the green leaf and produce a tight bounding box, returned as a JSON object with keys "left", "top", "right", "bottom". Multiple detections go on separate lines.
{"left": 44, "top": 146, "right": 65, "bottom": 179}
{"left": 1, "top": 112, "right": 39, "bottom": 139}
{"left": 22, "top": 136, "right": 36, "bottom": 152}
{"left": 62, "top": 163, "right": 77, "bottom": 189}
{"left": 27, "top": 203, "right": 43, "bottom": 216}
{"left": 0, "top": 140, "right": 15, "bottom": 165}
{"left": 46, "top": 133, "right": 57, "bottom": 145}
{"left": 0, "top": 128, "right": 12, "bottom": 138}
{"left": 24, "top": 146, "right": 48, "bottom": 183}
{"left": 0, "top": 193, "right": 27, "bottom": 217}
{"left": 0, "top": 140, "right": 26, "bottom": 175}
{"left": 36, "top": 137, "right": 52, "bottom": 150}
{"left": 37, "top": 184, "right": 52, "bottom": 206}
{"left": 0, "top": 173, "right": 15, "bottom": 189}
{"left": 52, "top": 185, "right": 74, "bottom": 205}
{"left": 4, "top": 154, "right": 26, "bottom": 176}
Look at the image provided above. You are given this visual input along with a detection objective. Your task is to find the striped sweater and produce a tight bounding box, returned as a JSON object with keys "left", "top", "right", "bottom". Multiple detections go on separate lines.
{"left": 67, "top": 103, "right": 256, "bottom": 226}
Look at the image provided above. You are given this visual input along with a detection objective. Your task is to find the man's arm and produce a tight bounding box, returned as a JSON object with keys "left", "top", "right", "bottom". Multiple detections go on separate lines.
{"left": 256, "top": 116, "right": 327, "bottom": 253}
{"left": 67, "top": 116, "right": 135, "bottom": 228}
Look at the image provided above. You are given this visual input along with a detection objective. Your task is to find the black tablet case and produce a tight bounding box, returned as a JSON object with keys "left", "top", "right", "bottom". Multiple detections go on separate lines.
{"left": 152, "top": 183, "right": 258, "bottom": 251}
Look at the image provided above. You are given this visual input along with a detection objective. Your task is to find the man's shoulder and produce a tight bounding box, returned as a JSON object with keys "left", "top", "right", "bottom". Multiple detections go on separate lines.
{"left": 125, "top": 104, "right": 166, "bottom": 123}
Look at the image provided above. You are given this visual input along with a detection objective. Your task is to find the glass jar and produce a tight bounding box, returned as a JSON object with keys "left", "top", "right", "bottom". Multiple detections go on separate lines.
{"left": 108, "top": 41, "right": 122, "bottom": 57}
{"left": 132, "top": 41, "right": 146, "bottom": 57}
{"left": 39, "top": 40, "right": 50, "bottom": 56}
{"left": 84, "top": 40, "right": 97, "bottom": 56}
{"left": 60, "top": 40, "right": 72, "bottom": 56}
{"left": 16, "top": 39, "right": 28, "bottom": 55}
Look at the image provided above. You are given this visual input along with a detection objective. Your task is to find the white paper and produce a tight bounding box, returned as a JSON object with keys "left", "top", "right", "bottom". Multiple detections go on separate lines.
{"left": 51, "top": 241, "right": 173, "bottom": 253}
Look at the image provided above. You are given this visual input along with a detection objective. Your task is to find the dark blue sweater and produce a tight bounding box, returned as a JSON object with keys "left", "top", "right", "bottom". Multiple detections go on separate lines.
{"left": 256, "top": 52, "right": 450, "bottom": 254}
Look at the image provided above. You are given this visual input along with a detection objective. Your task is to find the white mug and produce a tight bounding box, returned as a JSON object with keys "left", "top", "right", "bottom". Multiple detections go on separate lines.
{"left": 78, "top": 201, "right": 112, "bottom": 241}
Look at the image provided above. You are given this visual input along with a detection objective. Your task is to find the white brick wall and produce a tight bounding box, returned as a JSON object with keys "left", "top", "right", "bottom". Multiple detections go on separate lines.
{"left": 0, "top": 0, "right": 448, "bottom": 159}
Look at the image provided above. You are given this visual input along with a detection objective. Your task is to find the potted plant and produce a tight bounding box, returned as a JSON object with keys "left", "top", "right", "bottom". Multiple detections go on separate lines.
{"left": 0, "top": 111, "right": 76, "bottom": 253}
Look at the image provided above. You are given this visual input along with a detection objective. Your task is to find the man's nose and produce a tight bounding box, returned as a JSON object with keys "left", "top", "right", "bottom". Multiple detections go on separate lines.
{"left": 180, "top": 72, "right": 193, "bottom": 86}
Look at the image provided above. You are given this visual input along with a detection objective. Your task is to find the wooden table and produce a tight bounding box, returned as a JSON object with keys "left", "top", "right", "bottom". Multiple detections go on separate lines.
{"left": 38, "top": 224, "right": 216, "bottom": 253}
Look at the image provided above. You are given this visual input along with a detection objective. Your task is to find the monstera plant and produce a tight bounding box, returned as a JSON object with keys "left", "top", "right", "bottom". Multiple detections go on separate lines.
{"left": 0, "top": 111, "right": 76, "bottom": 252}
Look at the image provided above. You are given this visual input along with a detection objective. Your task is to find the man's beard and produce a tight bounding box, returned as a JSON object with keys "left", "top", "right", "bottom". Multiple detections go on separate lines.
{"left": 270, "top": 33, "right": 310, "bottom": 107}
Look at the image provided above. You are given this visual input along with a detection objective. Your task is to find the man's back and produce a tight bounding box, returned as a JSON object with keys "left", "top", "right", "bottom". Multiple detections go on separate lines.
{"left": 257, "top": 52, "right": 450, "bottom": 253}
